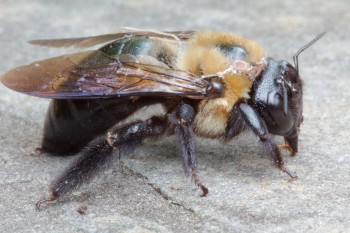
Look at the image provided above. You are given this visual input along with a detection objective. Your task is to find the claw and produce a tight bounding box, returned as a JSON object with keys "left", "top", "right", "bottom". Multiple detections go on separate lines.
{"left": 36, "top": 194, "right": 57, "bottom": 210}
{"left": 36, "top": 197, "right": 54, "bottom": 210}
{"left": 199, "top": 184, "right": 209, "bottom": 197}
{"left": 191, "top": 169, "right": 209, "bottom": 197}
{"left": 278, "top": 144, "right": 297, "bottom": 156}
{"left": 282, "top": 167, "right": 298, "bottom": 181}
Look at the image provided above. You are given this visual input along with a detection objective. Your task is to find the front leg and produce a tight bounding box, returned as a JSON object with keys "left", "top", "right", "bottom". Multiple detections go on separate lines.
{"left": 229, "top": 103, "right": 297, "bottom": 179}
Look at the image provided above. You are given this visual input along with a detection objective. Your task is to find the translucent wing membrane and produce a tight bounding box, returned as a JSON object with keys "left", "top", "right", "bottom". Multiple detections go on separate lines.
{"left": 28, "top": 31, "right": 195, "bottom": 48}
{"left": 1, "top": 50, "right": 210, "bottom": 99}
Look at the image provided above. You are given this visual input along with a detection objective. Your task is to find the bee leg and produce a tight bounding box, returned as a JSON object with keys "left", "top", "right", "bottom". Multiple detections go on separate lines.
{"left": 170, "top": 103, "right": 208, "bottom": 197}
{"left": 282, "top": 134, "right": 298, "bottom": 156}
{"left": 237, "top": 103, "right": 297, "bottom": 180}
{"left": 36, "top": 136, "right": 115, "bottom": 209}
{"left": 225, "top": 104, "right": 247, "bottom": 140}
{"left": 36, "top": 116, "right": 167, "bottom": 209}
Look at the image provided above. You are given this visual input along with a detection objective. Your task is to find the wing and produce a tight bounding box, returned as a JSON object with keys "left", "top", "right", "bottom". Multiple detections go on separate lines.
{"left": 1, "top": 50, "right": 211, "bottom": 99}
{"left": 28, "top": 30, "right": 195, "bottom": 48}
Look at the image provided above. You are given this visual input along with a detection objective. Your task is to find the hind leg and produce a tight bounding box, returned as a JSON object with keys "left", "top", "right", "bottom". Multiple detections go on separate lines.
{"left": 37, "top": 115, "right": 168, "bottom": 208}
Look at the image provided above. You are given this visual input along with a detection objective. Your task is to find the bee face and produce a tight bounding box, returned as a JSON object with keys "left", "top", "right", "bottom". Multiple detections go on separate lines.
{"left": 250, "top": 58, "right": 302, "bottom": 152}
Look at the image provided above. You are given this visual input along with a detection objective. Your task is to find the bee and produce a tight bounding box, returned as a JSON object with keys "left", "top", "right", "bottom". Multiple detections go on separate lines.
{"left": 0, "top": 30, "right": 324, "bottom": 208}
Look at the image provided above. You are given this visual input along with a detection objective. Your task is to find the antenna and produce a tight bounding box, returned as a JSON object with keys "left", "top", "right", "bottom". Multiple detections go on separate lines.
{"left": 293, "top": 32, "right": 326, "bottom": 75}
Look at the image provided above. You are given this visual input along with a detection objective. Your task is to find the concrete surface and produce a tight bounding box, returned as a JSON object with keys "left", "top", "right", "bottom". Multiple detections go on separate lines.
{"left": 0, "top": 0, "right": 349, "bottom": 232}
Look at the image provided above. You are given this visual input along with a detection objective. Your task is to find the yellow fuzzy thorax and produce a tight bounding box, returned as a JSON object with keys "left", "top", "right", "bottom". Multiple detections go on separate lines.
{"left": 177, "top": 31, "right": 266, "bottom": 137}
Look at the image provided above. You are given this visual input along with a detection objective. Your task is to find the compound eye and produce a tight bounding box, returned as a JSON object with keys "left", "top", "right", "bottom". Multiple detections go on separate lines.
{"left": 284, "top": 64, "right": 298, "bottom": 83}
{"left": 267, "top": 91, "right": 293, "bottom": 134}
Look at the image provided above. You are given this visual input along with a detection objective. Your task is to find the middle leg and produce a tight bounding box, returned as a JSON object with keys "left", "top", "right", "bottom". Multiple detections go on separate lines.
{"left": 169, "top": 102, "right": 208, "bottom": 197}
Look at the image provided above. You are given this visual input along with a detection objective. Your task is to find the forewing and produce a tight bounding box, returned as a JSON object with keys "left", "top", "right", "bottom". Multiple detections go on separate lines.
{"left": 29, "top": 31, "right": 195, "bottom": 48}
{"left": 1, "top": 50, "right": 209, "bottom": 99}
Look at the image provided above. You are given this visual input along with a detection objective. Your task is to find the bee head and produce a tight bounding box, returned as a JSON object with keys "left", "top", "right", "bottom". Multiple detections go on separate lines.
{"left": 250, "top": 33, "right": 325, "bottom": 152}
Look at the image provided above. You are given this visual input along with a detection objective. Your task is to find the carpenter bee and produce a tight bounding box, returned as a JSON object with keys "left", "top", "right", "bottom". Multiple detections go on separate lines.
{"left": 0, "top": 30, "right": 324, "bottom": 208}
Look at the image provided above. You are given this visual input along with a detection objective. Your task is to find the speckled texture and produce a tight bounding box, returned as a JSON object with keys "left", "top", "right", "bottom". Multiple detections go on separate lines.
{"left": 1, "top": 0, "right": 349, "bottom": 232}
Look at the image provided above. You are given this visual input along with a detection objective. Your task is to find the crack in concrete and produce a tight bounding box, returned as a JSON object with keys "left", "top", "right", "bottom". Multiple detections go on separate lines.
{"left": 120, "top": 161, "right": 196, "bottom": 214}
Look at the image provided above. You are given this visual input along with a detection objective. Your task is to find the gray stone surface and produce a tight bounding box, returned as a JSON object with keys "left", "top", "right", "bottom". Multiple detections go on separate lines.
{"left": 0, "top": 0, "right": 349, "bottom": 232}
